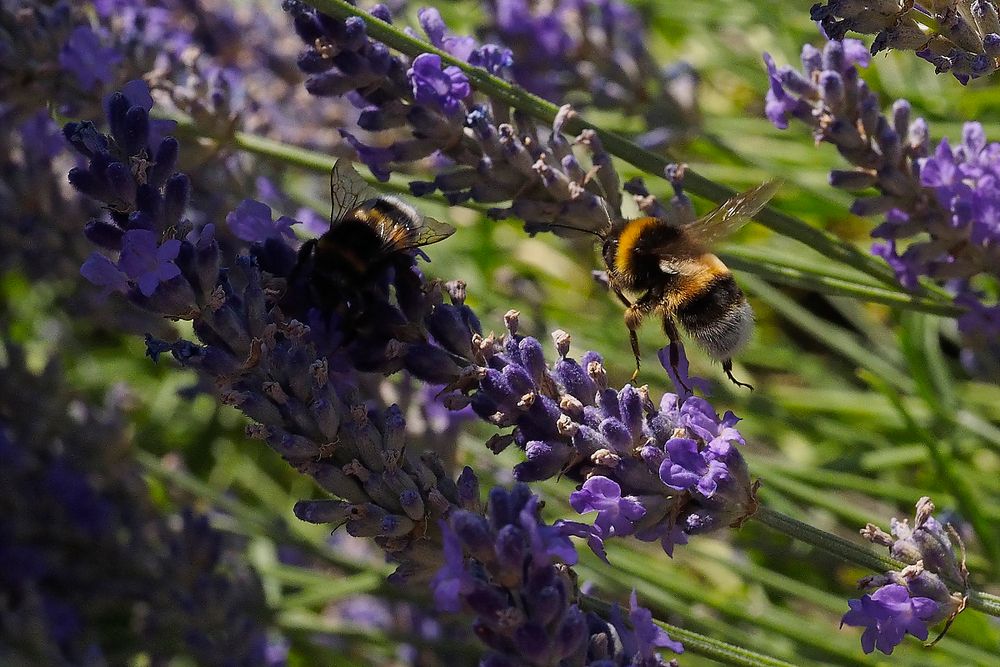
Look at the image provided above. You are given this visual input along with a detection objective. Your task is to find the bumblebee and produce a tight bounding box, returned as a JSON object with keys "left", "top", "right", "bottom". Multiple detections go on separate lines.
{"left": 549, "top": 179, "right": 779, "bottom": 389}
{"left": 286, "top": 159, "right": 454, "bottom": 321}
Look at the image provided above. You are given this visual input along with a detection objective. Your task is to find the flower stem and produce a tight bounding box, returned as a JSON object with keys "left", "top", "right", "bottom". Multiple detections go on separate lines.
{"left": 752, "top": 506, "right": 1000, "bottom": 617}
{"left": 580, "top": 594, "right": 798, "bottom": 667}
{"left": 302, "top": 0, "right": 961, "bottom": 303}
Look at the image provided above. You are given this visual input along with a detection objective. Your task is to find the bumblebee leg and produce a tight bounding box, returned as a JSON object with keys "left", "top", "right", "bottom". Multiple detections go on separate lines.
{"left": 624, "top": 306, "right": 643, "bottom": 382}
{"left": 722, "top": 358, "right": 754, "bottom": 391}
{"left": 611, "top": 288, "right": 642, "bottom": 381}
{"left": 612, "top": 287, "right": 633, "bottom": 309}
{"left": 623, "top": 291, "right": 665, "bottom": 383}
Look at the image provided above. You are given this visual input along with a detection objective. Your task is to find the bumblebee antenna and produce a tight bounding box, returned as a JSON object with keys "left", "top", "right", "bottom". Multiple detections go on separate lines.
{"left": 527, "top": 221, "right": 606, "bottom": 241}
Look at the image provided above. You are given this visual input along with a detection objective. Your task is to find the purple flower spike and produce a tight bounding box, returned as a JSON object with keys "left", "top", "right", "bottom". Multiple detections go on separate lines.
{"left": 841, "top": 584, "right": 939, "bottom": 655}
{"left": 59, "top": 27, "right": 122, "bottom": 91}
{"left": 408, "top": 54, "right": 470, "bottom": 115}
{"left": 117, "top": 229, "right": 181, "bottom": 297}
{"left": 569, "top": 476, "right": 645, "bottom": 537}
{"left": 765, "top": 39, "right": 1000, "bottom": 375}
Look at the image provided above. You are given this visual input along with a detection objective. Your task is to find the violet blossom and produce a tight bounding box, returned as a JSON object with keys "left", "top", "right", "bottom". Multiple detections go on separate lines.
{"left": 841, "top": 497, "right": 968, "bottom": 654}
{"left": 434, "top": 483, "right": 682, "bottom": 665}
{"left": 764, "top": 38, "right": 1000, "bottom": 377}
{"left": 447, "top": 311, "right": 758, "bottom": 557}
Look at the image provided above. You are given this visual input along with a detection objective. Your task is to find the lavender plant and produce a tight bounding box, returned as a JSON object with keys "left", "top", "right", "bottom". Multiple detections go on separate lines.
{"left": 841, "top": 498, "right": 969, "bottom": 655}
{"left": 4, "top": 0, "right": 1000, "bottom": 664}
{"left": 283, "top": 0, "right": 626, "bottom": 234}
{"left": 60, "top": 72, "right": 706, "bottom": 662}
{"left": 446, "top": 313, "right": 758, "bottom": 557}
{"left": 810, "top": 0, "right": 1000, "bottom": 83}
{"left": 764, "top": 37, "right": 1000, "bottom": 377}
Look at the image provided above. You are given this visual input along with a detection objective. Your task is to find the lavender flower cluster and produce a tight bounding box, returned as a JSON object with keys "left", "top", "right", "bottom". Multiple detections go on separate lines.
{"left": 479, "top": 0, "right": 700, "bottom": 148}
{"left": 434, "top": 483, "right": 683, "bottom": 665}
{"left": 811, "top": 0, "right": 1000, "bottom": 83}
{"left": 283, "top": 0, "right": 626, "bottom": 235}
{"left": 841, "top": 498, "right": 968, "bottom": 655}
{"left": 446, "top": 313, "right": 758, "bottom": 557}
{"left": 61, "top": 77, "right": 689, "bottom": 664}
{"left": 765, "top": 38, "right": 1000, "bottom": 377}
{"left": 65, "top": 81, "right": 475, "bottom": 583}
{"left": 0, "top": 341, "right": 279, "bottom": 666}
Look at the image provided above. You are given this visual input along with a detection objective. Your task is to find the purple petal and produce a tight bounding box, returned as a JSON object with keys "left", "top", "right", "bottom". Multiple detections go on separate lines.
{"left": 80, "top": 253, "right": 128, "bottom": 293}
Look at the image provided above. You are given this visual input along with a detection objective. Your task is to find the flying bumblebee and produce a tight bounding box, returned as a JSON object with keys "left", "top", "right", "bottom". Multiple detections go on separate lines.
{"left": 285, "top": 159, "right": 455, "bottom": 320}
{"left": 546, "top": 178, "right": 779, "bottom": 389}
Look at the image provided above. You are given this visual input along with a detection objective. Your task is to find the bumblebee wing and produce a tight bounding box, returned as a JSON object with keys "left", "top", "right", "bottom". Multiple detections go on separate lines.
{"left": 329, "top": 159, "right": 378, "bottom": 227}
{"left": 408, "top": 216, "right": 456, "bottom": 247}
{"left": 382, "top": 215, "right": 456, "bottom": 253}
{"left": 682, "top": 180, "right": 781, "bottom": 246}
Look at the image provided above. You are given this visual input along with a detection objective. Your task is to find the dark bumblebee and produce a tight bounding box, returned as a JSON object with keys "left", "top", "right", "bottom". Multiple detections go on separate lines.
{"left": 286, "top": 159, "right": 454, "bottom": 323}
{"left": 555, "top": 180, "right": 779, "bottom": 389}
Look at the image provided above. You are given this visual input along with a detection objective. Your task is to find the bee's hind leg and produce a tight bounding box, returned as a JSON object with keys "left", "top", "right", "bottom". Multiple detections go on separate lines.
{"left": 722, "top": 358, "right": 754, "bottom": 391}
{"left": 624, "top": 308, "right": 643, "bottom": 383}
{"left": 662, "top": 316, "right": 690, "bottom": 394}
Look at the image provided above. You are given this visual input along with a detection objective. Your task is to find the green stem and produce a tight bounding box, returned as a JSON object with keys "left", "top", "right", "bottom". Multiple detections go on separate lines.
{"left": 720, "top": 252, "right": 962, "bottom": 316}
{"left": 753, "top": 506, "right": 902, "bottom": 572}
{"left": 752, "top": 506, "right": 1000, "bottom": 617}
{"left": 580, "top": 594, "right": 797, "bottom": 667}
{"left": 302, "top": 0, "right": 955, "bottom": 299}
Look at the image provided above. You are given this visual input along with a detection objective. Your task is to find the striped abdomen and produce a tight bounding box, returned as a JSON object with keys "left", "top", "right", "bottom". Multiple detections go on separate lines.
{"left": 675, "top": 264, "right": 753, "bottom": 360}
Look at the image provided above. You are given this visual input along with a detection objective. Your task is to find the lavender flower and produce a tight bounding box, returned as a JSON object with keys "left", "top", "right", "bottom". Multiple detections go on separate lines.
{"left": 764, "top": 39, "right": 1000, "bottom": 377}
{"left": 58, "top": 26, "right": 122, "bottom": 90}
{"left": 841, "top": 498, "right": 968, "bottom": 654}
{"left": 434, "top": 483, "right": 682, "bottom": 665}
{"left": 480, "top": 0, "right": 701, "bottom": 148}
{"left": 227, "top": 199, "right": 300, "bottom": 244}
{"left": 446, "top": 312, "right": 758, "bottom": 557}
{"left": 65, "top": 83, "right": 487, "bottom": 587}
{"left": 841, "top": 584, "right": 940, "bottom": 655}
{"left": 569, "top": 476, "right": 646, "bottom": 537}
{"left": 615, "top": 590, "right": 685, "bottom": 661}
{"left": 408, "top": 53, "right": 471, "bottom": 114}
{"left": 811, "top": 1, "right": 1000, "bottom": 83}
{"left": 283, "top": 1, "right": 623, "bottom": 235}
